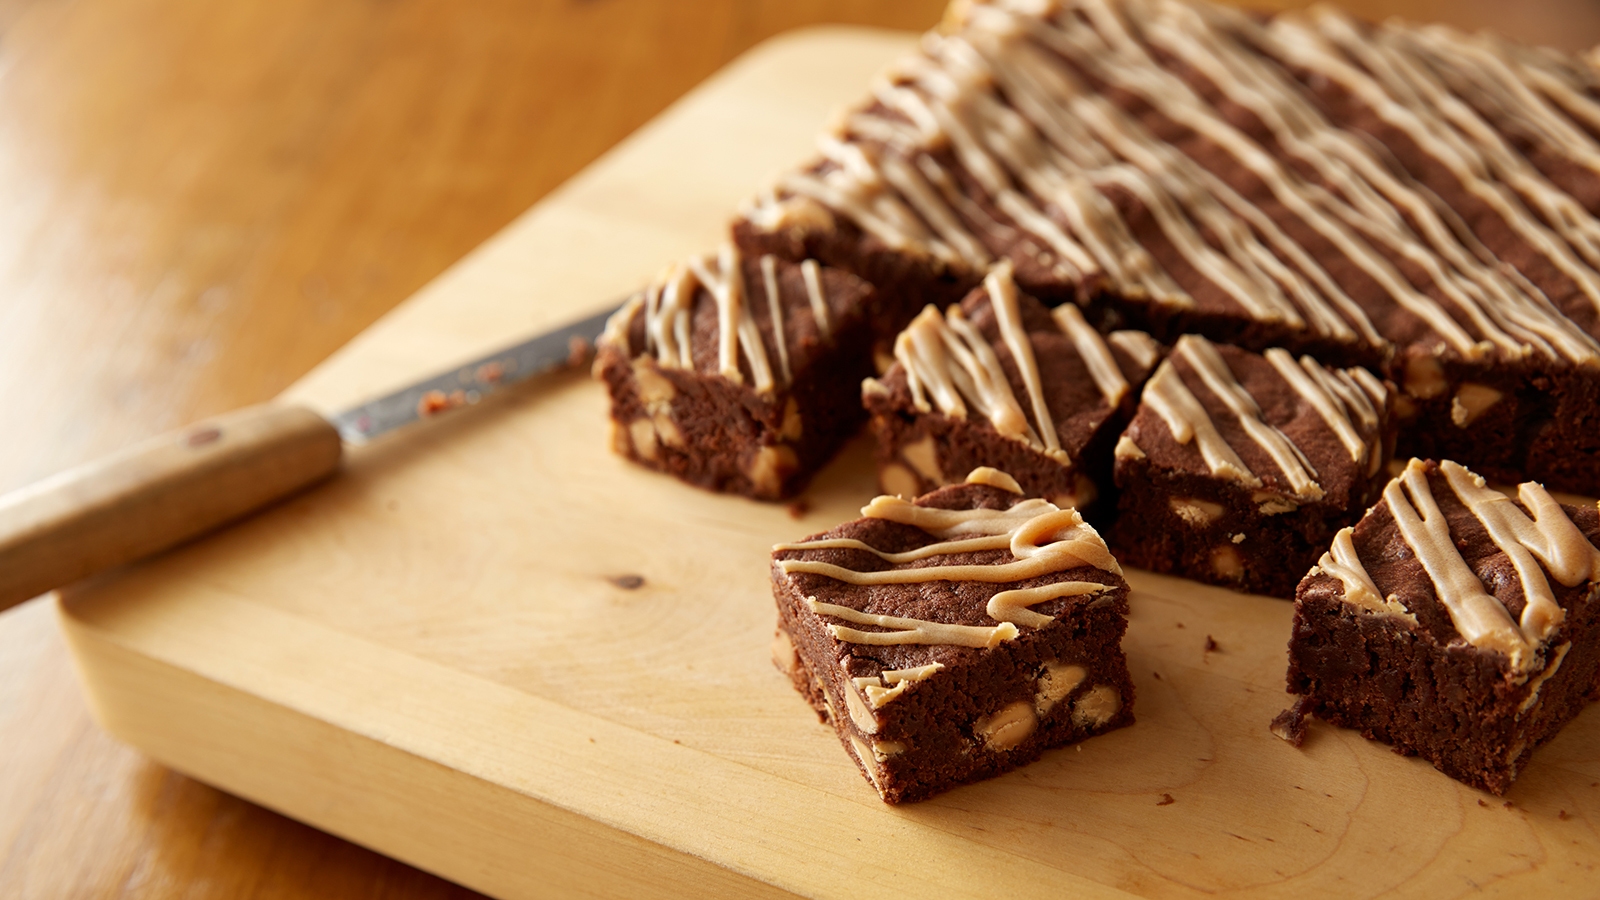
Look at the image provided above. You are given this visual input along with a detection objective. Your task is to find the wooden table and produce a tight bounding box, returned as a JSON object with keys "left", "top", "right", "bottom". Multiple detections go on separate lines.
{"left": 2, "top": 1, "right": 1597, "bottom": 896}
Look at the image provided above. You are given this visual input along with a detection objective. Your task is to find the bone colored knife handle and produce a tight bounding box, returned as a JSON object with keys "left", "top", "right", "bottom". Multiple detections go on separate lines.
{"left": 0, "top": 403, "right": 342, "bottom": 613}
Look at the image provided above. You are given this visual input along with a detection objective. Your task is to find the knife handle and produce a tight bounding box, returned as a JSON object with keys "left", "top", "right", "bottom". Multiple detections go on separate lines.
{"left": 0, "top": 403, "right": 342, "bottom": 613}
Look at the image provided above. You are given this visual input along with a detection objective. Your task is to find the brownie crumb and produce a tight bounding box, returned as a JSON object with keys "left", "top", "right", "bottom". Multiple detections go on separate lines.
{"left": 608, "top": 574, "right": 646, "bottom": 590}
{"left": 787, "top": 500, "right": 811, "bottom": 519}
{"left": 1152, "top": 671, "right": 1162, "bottom": 681}
{"left": 1204, "top": 635, "right": 1220, "bottom": 653}
{"left": 1559, "top": 810, "right": 1572, "bottom": 820}
{"left": 1270, "top": 697, "right": 1314, "bottom": 747}
{"left": 1504, "top": 801, "right": 1514, "bottom": 810}
{"left": 1157, "top": 793, "right": 1176, "bottom": 806}
{"left": 1175, "top": 622, "right": 1185, "bottom": 629}
{"left": 1478, "top": 800, "right": 1489, "bottom": 808}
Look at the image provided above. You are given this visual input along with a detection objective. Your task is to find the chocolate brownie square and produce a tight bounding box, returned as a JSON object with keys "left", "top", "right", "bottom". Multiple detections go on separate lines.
{"left": 594, "top": 247, "right": 877, "bottom": 500}
{"left": 770, "top": 470, "right": 1135, "bottom": 803}
{"left": 1108, "top": 334, "right": 1394, "bottom": 599}
{"left": 1285, "top": 458, "right": 1600, "bottom": 795}
{"left": 862, "top": 261, "right": 1162, "bottom": 520}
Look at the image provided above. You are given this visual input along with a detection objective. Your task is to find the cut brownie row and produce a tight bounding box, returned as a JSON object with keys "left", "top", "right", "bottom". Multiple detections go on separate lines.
{"left": 771, "top": 470, "right": 1134, "bottom": 803}
{"left": 863, "top": 262, "right": 1163, "bottom": 520}
{"left": 594, "top": 247, "right": 879, "bottom": 500}
{"left": 1286, "top": 458, "right": 1600, "bottom": 794}
{"left": 1109, "top": 334, "right": 1395, "bottom": 599}
{"left": 733, "top": 0, "right": 1600, "bottom": 494}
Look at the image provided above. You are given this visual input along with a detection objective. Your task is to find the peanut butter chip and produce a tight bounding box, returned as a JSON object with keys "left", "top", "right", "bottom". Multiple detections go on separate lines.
{"left": 1071, "top": 686, "right": 1122, "bottom": 728}
{"left": 975, "top": 700, "right": 1038, "bottom": 752}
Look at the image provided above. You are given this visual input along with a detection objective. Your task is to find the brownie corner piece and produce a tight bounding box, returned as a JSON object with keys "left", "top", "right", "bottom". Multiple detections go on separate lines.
{"left": 862, "top": 263, "right": 1164, "bottom": 520}
{"left": 770, "top": 471, "right": 1134, "bottom": 803}
{"left": 1108, "top": 334, "right": 1394, "bottom": 598}
{"left": 593, "top": 247, "right": 876, "bottom": 500}
{"left": 1287, "top": 458, "right": 1600, "bottom": 795}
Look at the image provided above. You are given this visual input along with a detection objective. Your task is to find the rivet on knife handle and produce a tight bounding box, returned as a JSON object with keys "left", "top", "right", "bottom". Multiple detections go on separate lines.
{"left": 0, "top": 403, "right": 343, "bottom": 613}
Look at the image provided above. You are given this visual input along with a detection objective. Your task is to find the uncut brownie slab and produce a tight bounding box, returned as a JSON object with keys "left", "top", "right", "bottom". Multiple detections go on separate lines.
{"left": 770, "top": 470, "right": 1134, "bottom": 804}
{"left": 1286, "top": 458, "right": 1600, "bottom": 795}
{"left": 732, "top": 0, "right": 1600, "bottom": 494}
{"left": 863, "top": 261, "right": 1162, "bottom": 519}
{"left": 1108, "top": 334, "right": 1394, "bottom": 599}
{"left": 594, "top": 247, "right": 877, "bottom": 500}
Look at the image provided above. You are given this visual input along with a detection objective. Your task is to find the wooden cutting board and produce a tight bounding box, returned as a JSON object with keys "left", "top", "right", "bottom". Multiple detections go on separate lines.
{"left": 57, "top": 26, "right": 1600, "bottom": 900}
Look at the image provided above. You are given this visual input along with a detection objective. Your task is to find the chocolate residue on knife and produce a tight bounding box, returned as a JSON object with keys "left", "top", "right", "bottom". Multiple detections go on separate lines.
{"left": 568, "top": 335, "right": 594, "bottom": 368}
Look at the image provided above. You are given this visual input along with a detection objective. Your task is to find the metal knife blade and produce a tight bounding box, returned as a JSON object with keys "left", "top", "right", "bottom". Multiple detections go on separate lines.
{"left": 329, "top": 304, "right": 620, "bottom": 444}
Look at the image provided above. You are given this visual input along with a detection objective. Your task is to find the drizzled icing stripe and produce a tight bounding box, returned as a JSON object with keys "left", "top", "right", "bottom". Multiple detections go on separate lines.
{"left": 1053, "top": 303, "right": 1131, "bottom": 406}
{"left": 1264, "top": 347, "right": 1387, "bottom": 476}
{"left": 1108, "top": 330, "right": 1161, "bottom": 372}
{"left": 778, "top": 491, "right": 1120, "bottom": 645}
{"left": 800, "top": 259, "right": 833, "bottom": 343}
{"left": 1345, "top": 459, "right": 1600, "bottom": 674}
{"left": 685, "top": 247, "right": 770, "bottom": 390}
{"left": 852, "top": 663, "right": 944, "bottom": 709}
{"left": 760, "top": 254, "right": 793, "bottom": 386}
{"left": 1143, "top": 335, "right": 1334, "bottom": 498}
{"left": 1315, "top": 526, "right": 1417, "bottom": 624}
{"left": 602, "top": 248, "right": 833, "bottom": 394}
{"left": 987, "top": 263, "right": 1061, "bottom": 458}
{"left": 742, "top": 0, "right": 1600, "bottom": 364}
{"left": 808, "top": 598, "right": 1018, "bottom": 648}
{"left": 1142, "top": 347, "right": 1258, "bottom": 488}
{"left": 895, "top": 263, "right": 1116, "bottom": 462}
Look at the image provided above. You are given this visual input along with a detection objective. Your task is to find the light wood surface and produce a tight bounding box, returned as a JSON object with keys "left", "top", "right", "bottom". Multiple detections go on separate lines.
{"left": 5, "top": 2, "right": 1600, "bottom": 898}
{"left": 46, "top": 21, "right": 1600, "bottom": 900}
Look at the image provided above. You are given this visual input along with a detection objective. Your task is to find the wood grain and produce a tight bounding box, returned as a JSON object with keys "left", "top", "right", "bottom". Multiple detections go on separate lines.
{"left": 2, "top": 1, "right": 1598, "bottom": 898}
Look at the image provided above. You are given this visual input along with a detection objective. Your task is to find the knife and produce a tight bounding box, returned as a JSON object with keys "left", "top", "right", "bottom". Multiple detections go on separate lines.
{"left": 0, "top": 304, "right": 618, "bottom": 614}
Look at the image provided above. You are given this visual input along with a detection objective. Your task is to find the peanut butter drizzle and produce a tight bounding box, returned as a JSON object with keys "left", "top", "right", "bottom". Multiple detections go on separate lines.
{"left": 1264, "top": 348, "right": 1388, "bottom": 476}
{"left": 800, "top": 259, "right": 832, "bottom": 343}
{"left": 1144, "top": 334, "right": 1337, "bottom": 499}
{"left": 744, "top": 0, "right": 1600, "bottom": 364}
{"left": 759, "top": 254, "right": 792, "bottom": 386}
{"left": 603, "top": 248, "right": 834, "bottom": 395}
{"left": 1053, "top": 303, "right": 1131, "bottom": 407}
{"left": 1314, "top": 526, "right": 1417, "bottom": 625}
{"left": 852, "top": 663, "right": 944, "bottom": 709}
{"left": 894, "top": 263, "right": 1085, "bottom": 462}
{"left": 1108, "top": 330, "right": 1161, "bottom": 372}
{"left": 779, "top": 489, "right": 1120, "bottom": 645}
{"left": 1351, "top": 459, "right": 1600, "bottom": 673}
{"left": 807, "top": 598, "right": 1019, "bottom": 648}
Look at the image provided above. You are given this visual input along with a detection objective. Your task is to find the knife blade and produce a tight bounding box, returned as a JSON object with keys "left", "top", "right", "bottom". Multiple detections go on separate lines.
{"left": 0, "top": 303, "right": 620, "bottom": 612}
{"left": 331, "top": 304, "right": 619, "bottom": 444}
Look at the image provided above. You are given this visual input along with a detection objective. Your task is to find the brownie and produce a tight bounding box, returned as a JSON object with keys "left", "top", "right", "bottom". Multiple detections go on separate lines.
{"left": 770, "top": 472, "right": 1135, "bottom": 803}
{"left": 594, "top": 247, "right": 877, "bottom": 500}
{"left": 730, "top": 0, "right": 1600, "bottom": 494}
{"left": 862, "top": 261, "right": 1163, "bottom": 520}
{"left": 1285, "top": 458, "right": 1600, "bottom": 795}
{"left": 1108, "top": 334, "right": 1395, "bottom": 599}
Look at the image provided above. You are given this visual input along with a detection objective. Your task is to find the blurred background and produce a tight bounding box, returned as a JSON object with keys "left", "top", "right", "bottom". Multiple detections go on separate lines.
{"left": 1, "top": 1, "right": 1596, "bottom": 896}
